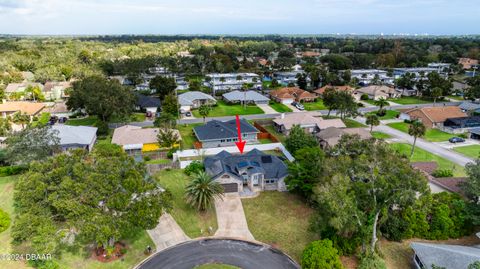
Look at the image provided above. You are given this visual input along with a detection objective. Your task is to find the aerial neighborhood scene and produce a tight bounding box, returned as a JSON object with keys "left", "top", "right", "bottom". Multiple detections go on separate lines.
{"left": 0, "top": 1, "right": 480, "bottom": 269}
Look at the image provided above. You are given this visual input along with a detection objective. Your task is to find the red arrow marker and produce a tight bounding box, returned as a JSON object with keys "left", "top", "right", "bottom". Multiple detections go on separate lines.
{"left": 235, "top": 115, "right": 246, "bottom": 154}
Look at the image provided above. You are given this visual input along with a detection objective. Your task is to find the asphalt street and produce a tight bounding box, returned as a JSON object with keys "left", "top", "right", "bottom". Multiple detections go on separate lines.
{"left": 135, "top": 238, "right": 300, "bottom": 269}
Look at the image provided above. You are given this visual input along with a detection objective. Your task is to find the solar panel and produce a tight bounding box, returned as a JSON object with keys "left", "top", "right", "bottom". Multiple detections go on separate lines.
{"left": 238, "top": 161, "right": 249, "bottom": 168}
{"left": 261, "top": 156, "right": 272, "bottom": 163}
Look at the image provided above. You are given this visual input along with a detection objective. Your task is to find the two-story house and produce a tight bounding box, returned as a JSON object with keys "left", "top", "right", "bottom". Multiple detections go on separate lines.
{"left": 205, "top": 73, "right": 262, "bottom": 94}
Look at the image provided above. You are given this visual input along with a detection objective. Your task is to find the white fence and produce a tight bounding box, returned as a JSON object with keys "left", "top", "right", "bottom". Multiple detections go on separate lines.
{"left": 173, "top": 143, "right": 295, "bottom": 169}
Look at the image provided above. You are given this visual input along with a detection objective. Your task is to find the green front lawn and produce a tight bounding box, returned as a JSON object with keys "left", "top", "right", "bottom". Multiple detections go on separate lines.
{"left": 192, "top": 101, "right": 264, "bottom": 117}
{"left": 110, "top": 113, "right": 146, "bottom": 123}
{"left": 66, "top": 116, "right": 99, "bottom": 126}
{"left": 177, "top": 123, "right": 201, "bottom": 149}
{"left": 390, "top": 143, "right": 466, "bottom": 177}
{"left": 145, "top": 158, "right": 171, "bottom": 165}
{"left": 365, "top": 110, "right": 400, "bottom": 120}
{"left": 0, "top": 176, "right": 155, "bottom": 269}
{"left": 387, "top": 96, "right": 433, "bottom": 105}
{"left": 371, "top": 131, "right": 392, "bottom": 139}
{"left": 242, "top": 192, "right": 318, "bottom": 262}
{"left": 387, "top": 122, "right": 453, "bottom": 142}
{"left": 303, "top": 99, "right": 326, "bottom": 111}
{"left": 154, "top": 169, "right": 217, "bottom": 238}
{"left": 448, "top": 95, "right": 465, "bottom": 101}
{"left": 269, "top": 102, "right": 293, "bottom": 113}
{"left": 343, "top": 118, "right": 367, "bottom": 128}
{"left": 453, "top": 145, "right": 480, "bottom": 159}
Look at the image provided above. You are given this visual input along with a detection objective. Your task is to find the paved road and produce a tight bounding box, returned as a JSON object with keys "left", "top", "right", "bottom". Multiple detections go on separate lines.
{"left": 214, "top": 194, "right": 255, "bottom": 240}
{"left": 374, "top": 124, "right": 474, "bottom": 166}
{"left": 176, "top": 101, "right": 461, "bottom": 124}
{"left": 136, "top": 238, "right": 299, "bottom": 269}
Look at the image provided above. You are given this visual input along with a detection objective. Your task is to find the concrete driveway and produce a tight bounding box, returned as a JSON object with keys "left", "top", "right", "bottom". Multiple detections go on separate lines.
{"left": 434, "top": 139, "right": 480, "bottom": 149}
{"left": 214, "top": 193, "right": 255, "bottom": 241}
{"left": 257, "top": 103, "right": 277, "bottom": 114}
{"left": 147, "top": 213, "right": 190, "bottom": 252}
{"left": 284, "top": 103, "right": 301, "bottom": 112}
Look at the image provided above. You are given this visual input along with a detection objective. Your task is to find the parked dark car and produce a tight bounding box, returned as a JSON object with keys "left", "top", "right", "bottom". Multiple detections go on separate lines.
{"left": 291, "top": 101, "right": 305, "bottom": 110}
{"left": 146, "top": 111, "right": 153, "bottom": 118}
{"left": 49, "top": 116, "right": 58, "bottom": 123}
{"left": 185, "top": 111, "right": 192, "bottom": 117}
{"left": 58, "top": 117, "right": 68, "bottom": 123}
{"left": 449, "top": 137, "right": 465, "bottom": 143}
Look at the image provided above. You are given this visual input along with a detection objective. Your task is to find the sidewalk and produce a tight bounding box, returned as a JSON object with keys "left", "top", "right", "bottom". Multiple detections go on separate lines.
{"left": 147, "top": 213, "right": 190, "bottom": 252}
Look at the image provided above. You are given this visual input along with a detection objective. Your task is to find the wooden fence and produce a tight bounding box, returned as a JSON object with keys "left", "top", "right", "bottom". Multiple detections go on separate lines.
{"left": 146, "top": 162, "right": 180, "bottom": 174}
{"left": 254, "top": 122, "right": 279, "bottom": 143}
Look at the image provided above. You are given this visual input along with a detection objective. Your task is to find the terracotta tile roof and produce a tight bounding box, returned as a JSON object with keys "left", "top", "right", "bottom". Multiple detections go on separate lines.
{"left": 0, "top": 101, "right": 45, "bottom": 115}
{"left": 302, "top": 51, "right": 321, "bottom": 57}
{"left": 314, "top": 85, "right": 354, "bottom": 95}
{"left": 406, "top": 106, "right": 467, "bottom": 124}
{"left": 270, "top": 87, "right": 316, "bottom": 100}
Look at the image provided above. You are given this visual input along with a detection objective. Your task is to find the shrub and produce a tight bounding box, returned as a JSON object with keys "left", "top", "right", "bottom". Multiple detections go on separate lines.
{"left": 95, "top": 121, "right": 109, "bottom": 136}
{"left": 432, "top": 169, "right": 454, "bottom": 178}
{"left": 143, "top": 156, "right": 151, "bottom": 162}
{"left": 0, "top": 165, "right": 26, "bottom": 176}
{"left": 358, "top": 253, "right": 387, "bottom": 269}
{"left": 376, "top": 109, "right": 386, "bottom": 117}
{"left": 167, "top": 147, "right": 178, "bottom": 159}
{"left": 0, "top": 208, "right": 11, "bottom": 233}
{"left": 28, "top": 260, "right": 59, "bottom": 269}
{"left": 381, "top": 211, "right": 409, "bottom": 241}
{"left": 459, "top": 133, "right": 468, "bottom": 139}
{"left": 184, "top": 161, "right": 204, "bottom": 176}
{"left": 360, "top": 94, "right": 369, "bottom": 100}
{"left": 301, "top": 239, "right": 344, "bottom": 269}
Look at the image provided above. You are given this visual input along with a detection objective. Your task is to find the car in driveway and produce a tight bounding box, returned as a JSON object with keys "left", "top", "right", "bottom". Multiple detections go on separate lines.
{"left": 185, "top": 111, "right": 192, "bottom": 117}
{"left": 291, "top": 101, "right": 305, "bottom": 110}
{"left": 449, "top": 137, "right": 465, "bottom": 143}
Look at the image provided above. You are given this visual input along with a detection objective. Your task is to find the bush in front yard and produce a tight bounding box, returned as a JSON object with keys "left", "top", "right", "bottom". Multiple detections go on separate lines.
{"left": 432, "top": 169, "right": 454, "bottom": 178}
{"left": 184, "top": 161, "right": 204, "bottom": 176}
{"left": 0, "top": 208, "right": 11, "bottom": 233}
{"left": 358, "top": 253, "right": 386, "bottom": 269}
{"left": 360, "top": 94, "right": 369, "bottom": 100}
{"left": 301, "top": 239, "right": 344, "bottom": 269}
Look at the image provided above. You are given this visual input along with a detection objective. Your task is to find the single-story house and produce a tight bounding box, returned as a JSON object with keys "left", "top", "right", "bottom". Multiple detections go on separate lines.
{"left": 412, "top": 161, "right": 467, "bottom": 195}
{"left": 404, "top": 106, "right": 467, "bottom": 128}
{"left": 269, "top": 87, "right": 316, "bottom": 104}
{"left": 135, "top": 93, "right": 161, "bottom": 114}
{"left": 112, "top": 125, "right": 181, "bottom": 154}
{"left": 411, "top": 242, "right": 480, "bottom": 269}
{"left": 5, "top": 82, "right": 44, "bottom": 98}
{"left": 0, "top": 101, "right": 45, "bottom": 130}
{"left": 453, "top": 81, "right": 468, "bottom": 92}
{"left": 43, "top": 101, "right": 72, "bottom": 118}
{"left": 222, "top": 90, "right": 270, "bottom": 104}
{"left": 395, "top": 88, "right": 418, "bottom": 97}
{"left": 316, "top": 127, "right": 372, "bottom": 149}
{"left": 313, "top": 85, "right": 354, "bottom": 96}
{"left": 52, "top": 125, "right": 97, "bottom": 152}
{"left": 272, "top": 112, "right": 346, "bottom": 135}
{"left": 459, "top": 101, "right": 480, "bottom": 115}
{"left": 43, "top": 81, "right": 72, "bottom": 100}
{"left": 193, "top": 119, "right": 259, "bottom": 148}
{"left": 204, "top": 149, "right": 288, "bottom": 193}
{"left": 178, "top": 91, "right": 216, "bottom": 112}
{"left": 354, "top": 85, "right": 399, "bottom": 100}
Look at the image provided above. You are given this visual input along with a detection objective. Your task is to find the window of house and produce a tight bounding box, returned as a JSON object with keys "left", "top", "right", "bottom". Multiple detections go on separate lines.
{"left": 220, "top": 139, "right": 225, "bottom": 143}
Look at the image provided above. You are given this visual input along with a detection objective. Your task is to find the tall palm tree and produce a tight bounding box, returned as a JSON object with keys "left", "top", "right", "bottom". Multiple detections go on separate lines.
{"left": 366, "top": 114, "right": 380, "bottom": 132}
{"left": 408, "top": 121, "right": 426, "bottom": 157}
{"left": 374, "top": 97, "right": 389, "bottom": 114}
{"left": 185, "top": 171, "right": 224, "bottom": 211}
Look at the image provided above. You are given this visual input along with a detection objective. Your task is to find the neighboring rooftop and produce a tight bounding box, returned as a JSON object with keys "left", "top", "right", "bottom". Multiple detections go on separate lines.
{"left": 135, "top": 93, "right": 161, "bottom": 108}
{"left": 270, "top": 87, "right": 316, "bottom": 100}
{"left": 405, "top": 106, "right": 467, "bottom": 123}
{"left": 316, "top": 127, "right": 372, "bottom": 147}
{"left": 193, "top": 119, "right": 258, "bottom": 141}
{"left": 459, "top": 101, "right": 480, "bottom": 111}
{"left": 273, "top": 112, "right": 345, "bottom": 130}
{"left": 411, "top": 242, "right": 480, "bottom": 269}
{"left": 411, "top": 161, "right": 439, "bottom": 175}
{"left": 112, "top": 125, "right": 180, "bottom": 146}
{"left": 178, "top": 91, "right": 216, "bottom": 106}
{"left": 0, "top": 101, "right": 45, "bottom": 115}
{"left": 314, "top": 85, "right": 354, "bottom": 95}
{"left": 52, "top": 125, "right": 97, "bottom": 146}
{"left": 223, "top": 90, "right": 270, "bottom": 103}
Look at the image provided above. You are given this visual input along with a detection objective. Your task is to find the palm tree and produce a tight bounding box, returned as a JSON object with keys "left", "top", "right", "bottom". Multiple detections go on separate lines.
{"left": 198, "top": 104, "right": 211, "bottom": 123}
{"left": 12, "top": 112, "right": 30, "bottom": 129}
{"left": 185, "top": 171, "right": 224, "bottom": 211}
{"left": 374, "top": 97, "right": 389, "bottom": 114}
{"left": 408, "top": 121, "right": 426, "bottom": 157}
{"left": 366, "top": 114, "right": 380, "bottom": 132}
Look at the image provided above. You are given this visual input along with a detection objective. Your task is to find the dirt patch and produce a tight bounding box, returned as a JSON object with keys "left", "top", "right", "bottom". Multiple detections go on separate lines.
{"left": 340, "top": 255, "right": 359, "bottom": 269}
{"left": 91, "top": 242, "right": 127, "bottom": 263}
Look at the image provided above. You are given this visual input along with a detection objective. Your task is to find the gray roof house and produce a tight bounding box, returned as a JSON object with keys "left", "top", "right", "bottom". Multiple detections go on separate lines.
{"left": 52, "top": 125, "right": 97, "bottom": 152}
{"left": 411, "top": 242, "right": 480, "bottom": 269}
{"left": 459, "top": 101, "right": 480, "bottom": 114}
{"left": 135, "top": 93, "right": 161, "bottom": 113}
{"left": 178, "top": 91, "right": 216, "bottom": 112}
{"left": 204, "top": 149, "right": 288, "bottom": 193}
{"left": 193, "top": 119, "right": 259, "bottom": 148}
{"left": 222, "top": 90, "right": 270, "bottom": 104}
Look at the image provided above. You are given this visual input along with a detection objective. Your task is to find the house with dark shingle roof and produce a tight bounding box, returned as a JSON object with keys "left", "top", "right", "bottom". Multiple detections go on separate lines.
{"left": 204, "top": 149, "right": 288, "bottom": 193}
{"left": 411, "top": 242, "right": 480, "bottom": 269}
{"left": 193, "top": 119, "right": 259, "bottom": 148}
{"left": 135, "top": 93, "right": 161, "bottom": 113}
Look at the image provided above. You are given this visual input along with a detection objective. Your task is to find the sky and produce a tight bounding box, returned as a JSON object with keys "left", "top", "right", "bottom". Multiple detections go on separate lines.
{"left": 0, "top": 0, "right": 478, "bottom": 35}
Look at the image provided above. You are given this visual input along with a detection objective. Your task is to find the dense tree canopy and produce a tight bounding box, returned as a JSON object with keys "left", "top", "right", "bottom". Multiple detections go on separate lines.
{"left": 67, "top": 76, "right": 135, "bottom": 122}
{"left": 12, "top": 144, "right": 172, "bottom": 254}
